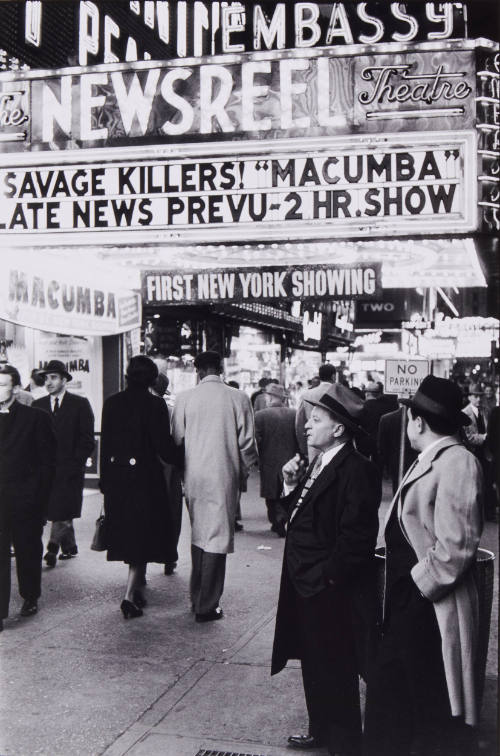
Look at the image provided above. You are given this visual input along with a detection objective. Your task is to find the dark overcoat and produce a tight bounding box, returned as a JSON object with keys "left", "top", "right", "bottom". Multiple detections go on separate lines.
{"left": 271, "top": 442, "right": 381, "bottom": 680}
{"left": 0, "top": 400, "right": 56, "bottom": 523}
{"left": 377, "top": 407, "right": 418, "bottom": 493}
{"left": 255, "top": 406, "right": 298, "bottom": 499}
{"left": 99, "top": 386, "right": 181, "bottom": 564}
{"left": 32, "top": 392, "right": 95, "bottom": 520}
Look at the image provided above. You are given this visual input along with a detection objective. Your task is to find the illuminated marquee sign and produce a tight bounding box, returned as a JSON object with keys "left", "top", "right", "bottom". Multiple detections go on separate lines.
{"left": 1, "top": 251, "right": 141, "bottom": 336}
{"left": 2, "top": 2, "right": 468, "bottom": 70}
{"left": 0, "top": 132, "right": 477, "bottom": 243}
{"left": 0, "top": 47, "right": 476, "bottom": 152}
{"left": 142, "top": 263, "right": 382, "bottom": 305}
{"left": 476, "top": 51, "right": 499, "bottom": 233}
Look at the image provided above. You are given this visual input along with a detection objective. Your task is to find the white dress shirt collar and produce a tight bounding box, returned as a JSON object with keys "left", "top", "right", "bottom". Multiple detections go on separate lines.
{"left": 50, "top": 389, "right": 66, "bottom": 410}
{"left": 315, "top": 442, "right": 346, "bottom": 473}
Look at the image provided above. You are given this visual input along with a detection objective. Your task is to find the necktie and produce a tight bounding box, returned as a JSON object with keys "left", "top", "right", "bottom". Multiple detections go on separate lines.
{"left": 290, "top": 453, "right": 324, "bottom": 522}
{"left": 477, "top": 411, "right": 485, "bottom": 434}
{"left": 53, "top": 397, "right": 59, "bottom": 415}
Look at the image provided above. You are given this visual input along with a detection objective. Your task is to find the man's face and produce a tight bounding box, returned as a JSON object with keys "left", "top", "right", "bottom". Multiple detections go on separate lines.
{"left": 44, "top": 373, "right": 66, "bottom": 395}
{"left": 469, "top": 393, "right": 481, "bottom": 408}
{"left": 0, "top": 374, "right": 15, "bottom": 404}
{"left": 484, "top": 386, "right": 494, "bottom": 400}
{"left": 406, "top": 409, "right": 422, "bottom": 451}
{"left": 305, "top": 406, "right": 342, "bottom": 450}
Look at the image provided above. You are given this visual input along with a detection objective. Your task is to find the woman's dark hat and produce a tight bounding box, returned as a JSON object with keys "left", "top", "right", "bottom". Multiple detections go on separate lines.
{"left": 306, "top": 383, "right": 368, "bottom": 435}
{"left": 400, "top": 375, "right": 470, "bottom": 426}
{"left": 38, "top": 360, "right": 72, "bottom": 381}
{"left": 126, "top": 355, "right": 158, "bottom": 387}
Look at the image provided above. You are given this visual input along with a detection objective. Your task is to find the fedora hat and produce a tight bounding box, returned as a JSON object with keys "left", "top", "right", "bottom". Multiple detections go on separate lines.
{"left": 265, "top": 383, "right": 288, "bottom": 399}
{"left": 306, "top": 383, "right": 367, "bottom": 435}
{"left": 38, "top": 360, "right": 72, "bottom": 382}
{"left": 400, "top": 375, "right": 470, "bottom": 426}
{"left": 468, "top": 383, "right": 484, "bottom": 396}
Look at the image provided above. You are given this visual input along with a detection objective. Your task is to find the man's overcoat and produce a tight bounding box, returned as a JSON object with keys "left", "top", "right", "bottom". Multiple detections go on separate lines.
{"left": 33, "top": 392, "right": 94, "bottom": 521}
{"left": 255, "top": 406, "right": 298, "bottom": 499}
{"left": 172, "top": 375, "right": 257, "bottom": 554}
{"left": 0, "top": 401, "right": 55, "bottom": 522}
{"left": 272, "top": 442, "right": 381, "bottom": 680}
{"left": 386, "top": 437, "right": 484, "bottom": 726}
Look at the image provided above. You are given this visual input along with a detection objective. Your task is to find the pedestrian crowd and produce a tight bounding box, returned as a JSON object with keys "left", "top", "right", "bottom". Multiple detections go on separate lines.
{"left": 0, "top": 352, "right": 498, "bottom": 755}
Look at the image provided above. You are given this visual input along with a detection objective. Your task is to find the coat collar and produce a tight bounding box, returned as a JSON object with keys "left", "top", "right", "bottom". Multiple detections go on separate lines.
{"left": 291, "top": 442, "right": 354, "bottom": 521}
{"left": 199, "top": 375, "right": 222, "bottom": 385}
{"left": 384, "top": 434, "right": 462, "bottom": 527}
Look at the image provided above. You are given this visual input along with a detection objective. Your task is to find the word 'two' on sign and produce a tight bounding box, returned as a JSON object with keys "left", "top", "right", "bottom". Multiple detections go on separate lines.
{"left": 384, "top": 359, "right": 431, "bottom": 395}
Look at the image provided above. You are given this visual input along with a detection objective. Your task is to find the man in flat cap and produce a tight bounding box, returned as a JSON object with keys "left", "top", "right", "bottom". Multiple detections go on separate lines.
{"left": 33, "top": 360, "right": 95, "bottom": 566}
{"left": 255, "top": 383, "right": 298, "bottom": 537}
{"left": 364, "top": 376, "right": 484, "bottom": 756}
{"left": 272, "top": 384, "right": 381, "bottom": 756}
{"left": 172, "top": 351, "right": 257, "bottom": 622}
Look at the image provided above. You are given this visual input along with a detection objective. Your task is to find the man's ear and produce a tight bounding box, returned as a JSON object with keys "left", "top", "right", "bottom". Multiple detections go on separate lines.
{"left": 12, "top": 384, "right": 20, "bottom": 395}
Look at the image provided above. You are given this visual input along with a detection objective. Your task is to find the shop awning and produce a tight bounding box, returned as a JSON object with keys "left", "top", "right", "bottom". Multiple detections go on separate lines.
{"left": 95, "top": 236, "right": 486, "bottom": 290}
{"left": 1, "top": 249, "right": 141, "bottom": 336}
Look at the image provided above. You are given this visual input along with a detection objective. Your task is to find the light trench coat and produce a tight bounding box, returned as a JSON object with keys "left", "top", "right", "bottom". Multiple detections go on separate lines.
{"left": 172, "top": 375, "right": 258, "bottom": 554}
{"left": 385, "top": 436, "right": 484, "bottom": 726}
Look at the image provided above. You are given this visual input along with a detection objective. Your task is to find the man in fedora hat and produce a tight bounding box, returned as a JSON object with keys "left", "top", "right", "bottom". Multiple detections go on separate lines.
{"left": 295, "top": 363, "right": 336, "bottom": 462}
{"left": 463, "top": 383, "right": 496, "bottom": 521}
{"left": 363, "top": 375, "right": 484, "bottom": 756}
{"left": 255, "top": 383, "right": 299, "bottom": 537}
{"left": 33, "top": 360, "right": 95, "bottom": 566}
{"left": 272, "top": 384, "right": 381, "bottom": 756}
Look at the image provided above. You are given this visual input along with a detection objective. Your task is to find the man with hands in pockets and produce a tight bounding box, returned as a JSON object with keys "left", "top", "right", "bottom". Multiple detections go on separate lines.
{"left": 271, "top": 383, "right": 381, "bottom": 756}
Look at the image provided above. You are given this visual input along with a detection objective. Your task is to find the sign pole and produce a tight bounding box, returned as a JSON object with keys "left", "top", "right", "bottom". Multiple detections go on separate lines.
{"left": 398, "top": 402, "right": 407, "bottom": 486}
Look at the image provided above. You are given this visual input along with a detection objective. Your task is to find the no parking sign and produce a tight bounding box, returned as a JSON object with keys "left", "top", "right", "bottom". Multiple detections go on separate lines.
{"left": 384, "top": 359, "right": 431, "bottom": 396}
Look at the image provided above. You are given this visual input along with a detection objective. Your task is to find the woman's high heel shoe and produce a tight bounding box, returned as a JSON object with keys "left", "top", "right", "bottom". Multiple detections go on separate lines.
{"left": 120, "top": 599, "right": 143, "bottom": 619}
{"left": 133, "top": 590, "right": 147, "bottom": 608}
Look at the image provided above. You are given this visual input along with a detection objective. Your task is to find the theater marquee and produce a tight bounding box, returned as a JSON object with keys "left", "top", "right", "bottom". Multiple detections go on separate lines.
{"left": 0, "top": 132, "right": 477, "bottom": 244}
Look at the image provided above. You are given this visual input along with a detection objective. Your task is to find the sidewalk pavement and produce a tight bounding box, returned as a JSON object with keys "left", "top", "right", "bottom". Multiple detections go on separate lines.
{"left": 0, "top": 470, "right": 497, "bottom": 756}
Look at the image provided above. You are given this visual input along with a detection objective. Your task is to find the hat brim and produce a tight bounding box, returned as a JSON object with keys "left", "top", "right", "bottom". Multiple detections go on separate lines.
{"left": 400, "top": 396, "right": 470, "bottom": 426}
{"left": 305, "top": 397, "right": 369, "bottom": 437}
{"left": 38, "top": 368, "right": 72, "bottom": 382}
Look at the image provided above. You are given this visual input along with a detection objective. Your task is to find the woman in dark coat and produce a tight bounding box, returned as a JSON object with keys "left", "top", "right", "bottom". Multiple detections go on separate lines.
{"left": 99, "top": 356, "right": 180, "bottom": 619}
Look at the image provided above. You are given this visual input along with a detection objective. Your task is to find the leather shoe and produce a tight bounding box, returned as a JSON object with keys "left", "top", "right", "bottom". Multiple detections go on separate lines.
{"left": 44, "top": 552, "right": 57, "bottom": 567}
{"left": 58, "top": 552, "right": 76, "bottom": 560}
{"left": 287, "top": 733, "right": 325, "bottom": 749}
{"left": 195, "top": 606, "right": 223, "bottom": 623}
{"left": 20, "top": 599, "right": 38, "bottom": 617}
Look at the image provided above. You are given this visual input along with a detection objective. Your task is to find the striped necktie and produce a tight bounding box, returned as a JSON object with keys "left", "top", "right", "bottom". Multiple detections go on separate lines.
{"left": 53, "top": 397, "right": 59, "bottom": 415}
{"left": 290, "top": 453, "right": 324, "bottom": 522}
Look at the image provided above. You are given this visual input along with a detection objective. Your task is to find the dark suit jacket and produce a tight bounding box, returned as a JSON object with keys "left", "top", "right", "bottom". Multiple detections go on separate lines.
{"left": 377, "top": 407, "right": 418, "bottom": 494}
{"left": 0, "top": 400, "right": 56, "bottom": 522}
{"left": 272, "top": 442, "right": 381, "bottom": 677}
{"left": 33, "top": 392, "right": 94, "bottom": 520}
{"left": 357, "top": 395, "right": 398, "bottom": 461}
{"left": 255, "top": 406, "right": 298, "bottom": 499}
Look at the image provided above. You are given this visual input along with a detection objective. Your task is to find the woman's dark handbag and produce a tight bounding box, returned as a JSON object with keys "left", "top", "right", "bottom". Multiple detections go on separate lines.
{"left": 90, "top": 510, "right": 108, "bottom": 551}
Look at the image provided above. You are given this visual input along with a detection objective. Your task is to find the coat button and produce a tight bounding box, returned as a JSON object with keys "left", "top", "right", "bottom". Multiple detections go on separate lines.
{"left": 110, "top": 456, "right": 115, "bottom": 462}
{"left": 129, "top": 458, "right": 136, "bottom": 466}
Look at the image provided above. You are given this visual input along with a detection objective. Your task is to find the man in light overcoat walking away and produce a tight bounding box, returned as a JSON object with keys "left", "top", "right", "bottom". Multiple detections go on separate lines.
{"left": 172, "top": 351, "right": 257, "bottom": 622}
